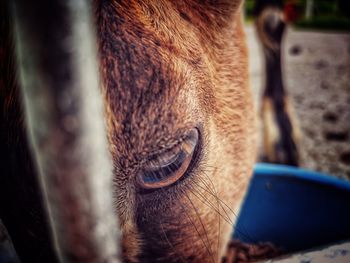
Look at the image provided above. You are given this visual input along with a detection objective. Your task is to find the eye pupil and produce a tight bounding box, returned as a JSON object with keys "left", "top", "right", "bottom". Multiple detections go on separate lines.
{"left": 137, "top": 128, "right": 199, "bottom": 189}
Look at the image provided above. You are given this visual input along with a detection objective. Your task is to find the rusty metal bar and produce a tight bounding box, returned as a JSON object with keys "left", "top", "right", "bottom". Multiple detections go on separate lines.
{"left": 12, "top": 0, "right": 120, "bottom": 262}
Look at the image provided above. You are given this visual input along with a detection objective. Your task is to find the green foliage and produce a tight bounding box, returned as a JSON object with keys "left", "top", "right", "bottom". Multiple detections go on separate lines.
{"left": 295, "top": 16, "right": 350, "bottom": 32}
{"left": 244, "top": 0, "right": 350, "bottom": 31}
{"left": 296, "top": 0, "right": 350, "bottom": 31}
{"left": 244, "top": 0, "right": 255, "bottom": 19}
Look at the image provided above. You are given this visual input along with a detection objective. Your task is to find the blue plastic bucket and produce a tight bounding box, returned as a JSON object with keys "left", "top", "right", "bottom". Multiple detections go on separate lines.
{"left": 233, "top": 163, "right": 350, "bottom": 252}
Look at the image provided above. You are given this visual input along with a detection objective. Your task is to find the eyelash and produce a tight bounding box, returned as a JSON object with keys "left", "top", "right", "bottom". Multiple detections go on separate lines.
{"left": 142, "top": 150, "right": 187, "bottom": 184}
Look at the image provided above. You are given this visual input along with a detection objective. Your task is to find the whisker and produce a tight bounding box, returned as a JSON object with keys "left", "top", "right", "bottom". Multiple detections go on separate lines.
{"left": 190, "top": 179, "right": 256, "bottom": 244}
{"left": 178, "top": 196, "right": 216, "bottom": 263}
{"left": 186, "top": 185, "right": 234, "bottom": 225}
{"left": 191, "top": 175, "right": 221, "bottom": 261}
{"left": 158, "top": 187, "right": 187, "bottom": 263}
{"left": 191, "top": 179, "right": 234, "bottom": 224}
{"left": 159, "top": 219, "right": 186, "bottom": 263}
{"left": 194, "top": 171, "right": 235, "bottom": 219}
{"left": 217, "top": 190, "right": 221, "bottom": 263}
{"left": 184, "top": 192, "right": 216, "bottom": 262}
{"left": 194, "top": 171, "right": 257, "bottom": 244}
{"left": 196, "top": 170, "right": 242, "bottom": 217}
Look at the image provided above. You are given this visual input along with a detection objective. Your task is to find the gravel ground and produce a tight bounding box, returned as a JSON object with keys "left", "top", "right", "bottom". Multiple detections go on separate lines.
{"left": 245, "top": 25, "right": 350, "bottom": 180}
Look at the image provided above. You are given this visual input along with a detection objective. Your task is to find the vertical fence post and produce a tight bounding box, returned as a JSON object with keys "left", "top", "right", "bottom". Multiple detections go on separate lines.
{"left": 12, "top": 0, "right": 120, "bottom": 262}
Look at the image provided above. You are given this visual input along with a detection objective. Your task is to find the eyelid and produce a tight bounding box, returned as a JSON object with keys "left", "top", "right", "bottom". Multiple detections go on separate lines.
{"left": 137, "top": 128, "right": 199, "bottom": 189}
{"left": 145, "top": 147, "right": 182, "bottom": 170}
{"left": 145, "top": 129, "right": 198, "bottom": 169}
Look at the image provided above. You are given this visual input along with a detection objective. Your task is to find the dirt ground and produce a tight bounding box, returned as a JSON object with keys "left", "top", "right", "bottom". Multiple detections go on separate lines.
{"left": 246, "top": 25, "right": 350, "bottom": 180}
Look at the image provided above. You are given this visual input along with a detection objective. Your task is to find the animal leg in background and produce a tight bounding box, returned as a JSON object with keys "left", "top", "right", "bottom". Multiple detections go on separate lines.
{"left": 254, "top": 0, "right": 301, "bottom": 166}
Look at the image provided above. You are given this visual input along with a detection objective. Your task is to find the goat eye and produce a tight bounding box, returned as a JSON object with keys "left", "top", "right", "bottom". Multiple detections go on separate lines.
{"left": 137, "top": 128, "right": 199, "bottom": 189}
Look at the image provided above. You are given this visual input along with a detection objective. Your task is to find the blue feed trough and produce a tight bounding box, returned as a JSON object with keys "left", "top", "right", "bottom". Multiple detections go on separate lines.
{"left": 234, "top": 163, "right": 350, "bottom": 252}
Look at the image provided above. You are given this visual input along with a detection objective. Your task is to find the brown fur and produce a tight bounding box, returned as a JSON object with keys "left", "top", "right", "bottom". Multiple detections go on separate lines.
{"left": 1, "top": 1, "right": 255, "bottom": 262}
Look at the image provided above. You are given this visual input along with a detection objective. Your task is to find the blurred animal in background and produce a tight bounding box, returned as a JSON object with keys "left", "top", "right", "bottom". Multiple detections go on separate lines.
{"left": 254, "top": 0, "right": 301, "bottom": 166}
{"left": 0, "top": 0, "right": 255, "bottom": 262}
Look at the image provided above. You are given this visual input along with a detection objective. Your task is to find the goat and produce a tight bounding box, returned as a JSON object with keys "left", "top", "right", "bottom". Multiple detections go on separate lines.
{"left": 0, "top": 0, "right": 255, "bottom": 262}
